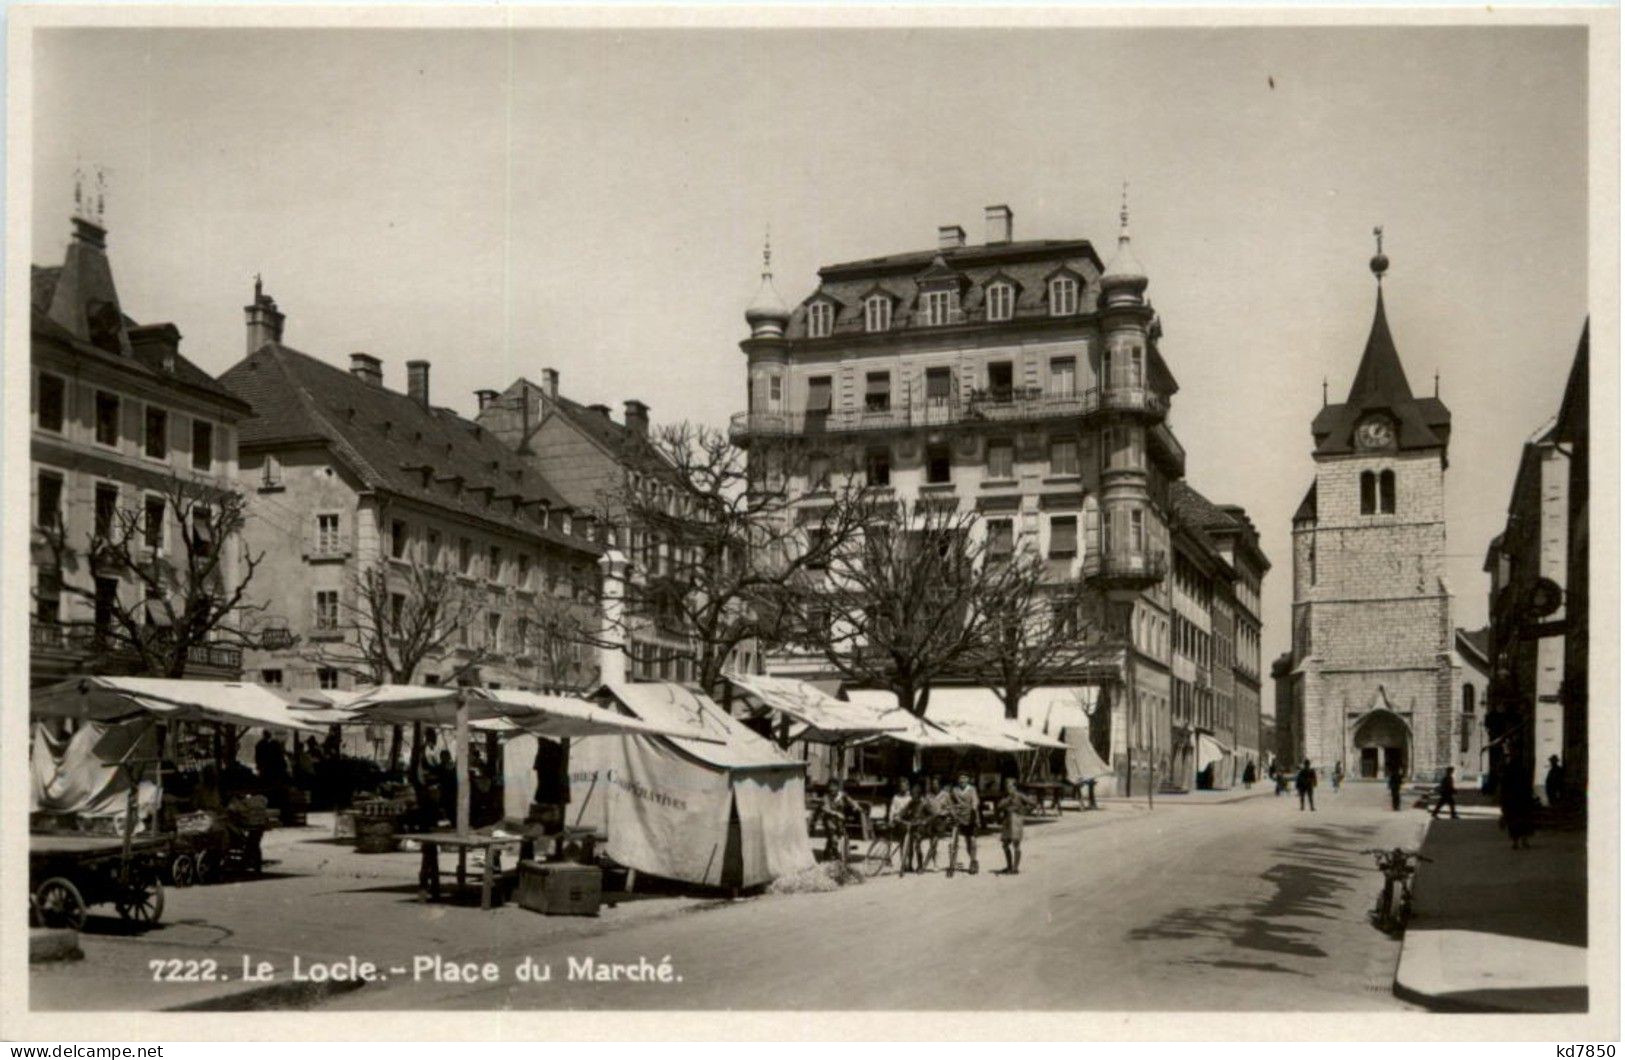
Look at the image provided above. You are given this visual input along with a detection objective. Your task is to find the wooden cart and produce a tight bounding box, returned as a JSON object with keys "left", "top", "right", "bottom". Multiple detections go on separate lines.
{"left": 29, "top": 833, "right": 169, "bottom": 930}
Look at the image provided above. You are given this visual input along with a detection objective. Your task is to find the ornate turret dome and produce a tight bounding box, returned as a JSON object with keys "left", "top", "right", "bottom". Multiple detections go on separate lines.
{"left": 744, "top": 233, "right": 791, "bottom": 338}
{"left": 1100, "top": 184, "right": 1148, "bottom": 306}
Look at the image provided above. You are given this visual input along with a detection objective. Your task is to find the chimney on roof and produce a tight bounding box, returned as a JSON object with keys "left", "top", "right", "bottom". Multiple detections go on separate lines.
{"left": 244, "top": 277, "right": 286, "bottom": 355}
{"left": 985, "top": 204, "right": 1012, "bottom": 245}
{"left": 587, "top": 403, "right": 611, "bottom": 419}
{"left": 475, "top": 389, "right": 499, "bottom": 412}
{"left": 406, "top": 359, "right": 430, "bottom": 407}
{"left": 541, "top": 368, "right": 559, "bottom": 399}
{"left": 623, "top": 400, "right": 649, "bottom": 436}
{"left": 349, "top": 352, "right": 383, "bottom": 388}
{"left": 938, "top": 224, "right": 966, "bottom": 251}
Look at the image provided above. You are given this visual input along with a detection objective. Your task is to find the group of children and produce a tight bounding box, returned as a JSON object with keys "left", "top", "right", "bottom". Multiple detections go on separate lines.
{"left": 817, "top": 773, "right": 1037, "bottom": 877}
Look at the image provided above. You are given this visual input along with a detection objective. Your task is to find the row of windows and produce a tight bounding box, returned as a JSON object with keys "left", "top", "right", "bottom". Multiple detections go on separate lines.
{"left": 808, "top": 277, "right": 1086, "bottom": 339}
{"left": 35, "top": 469, "right": 214, "bottom": 554}
{"left": 1172, "top": 612, "right": 1213, "bottom": 670}
{"left": 36, "top": 372, "right": 217, "bottom": 473}
{"left": 628, "top": 642, "right": 697, "bottom": 684}
{"left": 789, "top": 351, "right": 1146, "bottom": 414}
{"left": 363, "top": 516, "right": 597, "bottom": 599}
{"left": 312, "top": 586, "right": 562, "bottom": 658}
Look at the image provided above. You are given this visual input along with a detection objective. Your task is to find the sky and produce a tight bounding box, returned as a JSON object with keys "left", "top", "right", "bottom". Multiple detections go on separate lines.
{"left": 30, "top": 23, "right": 1590, "bottom": 676}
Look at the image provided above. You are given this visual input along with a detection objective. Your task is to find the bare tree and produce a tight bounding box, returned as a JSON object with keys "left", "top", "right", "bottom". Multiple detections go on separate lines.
{"left": 595, "top": 422, "right": 871, "bottom": 693}
{"left": 304, "top": 562, "right": 491, "bottom": 769}
{"left": 37, "top": 472, "right": 266, "bottom": 678}
{"left": 963, "top": 545, "right": 1118, "bottom": 720}
{"left": 772, "top": 498, "right": 1008, "bottom": 717}
{"left": 517, "top": 583, "right": 601, "bottom": 694}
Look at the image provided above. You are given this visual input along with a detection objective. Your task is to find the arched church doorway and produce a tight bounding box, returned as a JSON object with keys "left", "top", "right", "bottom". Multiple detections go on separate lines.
{"left": 1352, "top": 709, "right": 1410, "bottom": 779}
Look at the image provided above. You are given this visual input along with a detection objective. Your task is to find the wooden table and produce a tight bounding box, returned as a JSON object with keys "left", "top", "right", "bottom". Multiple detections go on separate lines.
{"left": 397, "top": 832, "right": 530, "bottom": 911}
{"left": 1019, "top": 782, "right": 1071, "bottom": 817}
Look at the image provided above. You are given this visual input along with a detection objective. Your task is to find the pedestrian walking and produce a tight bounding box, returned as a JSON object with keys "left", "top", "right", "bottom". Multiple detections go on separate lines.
{"left": 944, "top": 772, "right": 981, "bottom": 877}
{"left": 1544, "top": 755, "right": 1567, "bottom": 808}
{"left": 1386, "top": 763, "right": 1405, "bottom": 811}
{"left": 1431, "top": 766, "right": 1460, "bottom": 819}
{"left": 1295, "top": 759, "right": 1317, "bottom": 811}
{"left": 1242, "top": 760, "right": 1257, "bottom": 790}
{"left": 995, "top": 778, "right": 1035, "bottom": 875}
{"left": 1332, "top": 761, "right": 1345, "bottom": 792}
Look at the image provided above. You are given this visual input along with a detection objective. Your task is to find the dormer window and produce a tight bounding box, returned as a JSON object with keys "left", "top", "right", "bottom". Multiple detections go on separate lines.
{"left": 986, "top": 282, "right": 1015, "bottom": 322}
{"left": 864, "top": 295, "right": 892, "bottom": 333}
{"left": 921, "top": 290, "right": 954, "bottom": 327}
{"left": 808, "top": 301, "right": 834, "bottom": 339}
{"left": 1049, "top": 276, "right": 1079, "bottom": 316}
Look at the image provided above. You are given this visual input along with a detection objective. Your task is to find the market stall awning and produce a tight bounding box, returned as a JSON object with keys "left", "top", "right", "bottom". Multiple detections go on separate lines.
{"left": 841, "top": 690, "right": 972, "bottom": 749}
{"left": 33, "top": 676, "right": 323, "bottom": 732}
{"left": 723, "top": 671, "right": 906, "bottom": 742}
{"left": 931, "top": 719, "right": 1035, "bottom": 753}
{"left": 881, "top": 687, "right": 1070, "bottom": 751}
{"left": 472, "top": 689, "right": 718, "bottom": 741}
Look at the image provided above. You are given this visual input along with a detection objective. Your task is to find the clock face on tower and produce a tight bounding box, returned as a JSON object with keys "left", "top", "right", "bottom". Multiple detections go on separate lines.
{"left": 1355, "top": 414, "right": 1396, "bottom": 451}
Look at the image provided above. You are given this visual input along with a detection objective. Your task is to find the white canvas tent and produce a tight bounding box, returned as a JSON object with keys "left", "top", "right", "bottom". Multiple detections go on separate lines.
{"left": 568, "top": 681, "right": 814, "bottom": 890}
{"left": 30, "top": 677, "right": 321, "bottom": 830}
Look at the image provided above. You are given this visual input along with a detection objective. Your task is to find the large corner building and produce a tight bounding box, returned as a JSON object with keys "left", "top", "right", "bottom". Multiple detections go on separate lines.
{"left": 732, "top": 203, "right": 1264, "bottom": 792}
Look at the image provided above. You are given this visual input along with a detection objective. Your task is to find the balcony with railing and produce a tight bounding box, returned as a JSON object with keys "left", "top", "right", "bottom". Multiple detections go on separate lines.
{"left": 29, "top": 621, "right": 242, "bottom": 673}
{"left": 730, "top": 383, "right": 1169, "bottom": 443}
{"left": 1082, "top": 548, "right": 1169, "bottom": 590}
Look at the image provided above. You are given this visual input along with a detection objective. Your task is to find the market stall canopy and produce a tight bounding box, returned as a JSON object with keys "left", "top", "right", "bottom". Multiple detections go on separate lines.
{"left": 295, "top": 685, "right": 717, "bottom": 741}
{"left": 470, "top": 690, "right": 721, "bottom": 741}
{"left": 931, "top": 719, "right": 1036, "bottom": 753}
{"left": 922, "top": 686, "right": 1085, "bottom": 749}
{"left": 841, "top": 690, "right": 968, "bottom": 749}
{"left": 722, "top": 671, "right": 907, "bottom": 742}
{"left": 33, "top": 677, "right": 323, "bottom": 732}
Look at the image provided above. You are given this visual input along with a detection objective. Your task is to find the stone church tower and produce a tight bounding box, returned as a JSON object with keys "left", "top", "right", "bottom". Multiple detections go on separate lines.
{"left": 1288, "top": 236, "right": 1455, "bottom": 780}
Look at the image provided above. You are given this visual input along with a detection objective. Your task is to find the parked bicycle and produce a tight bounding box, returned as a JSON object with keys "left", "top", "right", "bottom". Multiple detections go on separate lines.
{"left": 1364, "top": 846, "right": 1431, "bottom": 933}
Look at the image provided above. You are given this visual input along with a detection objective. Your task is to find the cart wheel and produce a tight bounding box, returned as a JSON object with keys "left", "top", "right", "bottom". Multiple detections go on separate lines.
{"left": 35, "top": 877, "right": 87, "bottom": 931}
{"left": 116, "top": 879, "right": 164, "bottom": 925}
{"left": 861, "top": 839, "right": 894, "bottom": 878}
{"left": 193, "top": 848, "right": 216, "bottom": 884}
{"left": 169, "top": 853, "right": 196, "bottom": 887}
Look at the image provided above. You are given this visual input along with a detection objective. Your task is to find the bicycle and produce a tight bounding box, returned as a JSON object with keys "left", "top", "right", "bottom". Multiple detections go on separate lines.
{"left": 862, "top": 821, "right": 912, "bottom": 878}
{"left": 1363, "top": 847, "right": 1431, "bottom": 933}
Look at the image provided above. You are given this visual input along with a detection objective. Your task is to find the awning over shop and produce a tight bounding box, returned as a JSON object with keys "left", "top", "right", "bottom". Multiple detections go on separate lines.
{"left": 33, "top": 676, "right": 323, "bottom": 732}
{"left": 1197, "top": 732, "right": 1233, "bottom": 770}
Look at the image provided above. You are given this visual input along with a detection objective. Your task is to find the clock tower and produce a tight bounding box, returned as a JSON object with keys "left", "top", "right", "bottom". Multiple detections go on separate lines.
{"left": 1287, "top": 234, "right": 1456, "bottom": 780}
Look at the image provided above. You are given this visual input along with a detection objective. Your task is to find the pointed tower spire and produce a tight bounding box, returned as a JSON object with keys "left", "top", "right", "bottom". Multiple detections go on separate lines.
{"left": 744, "top": 225, "right": 791, "bottom": 339}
